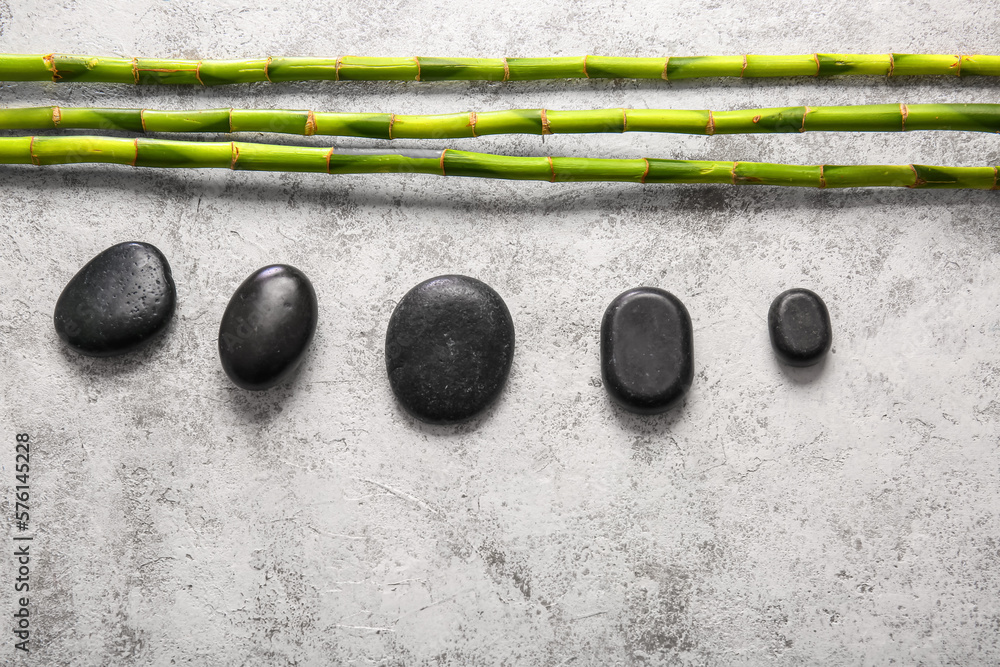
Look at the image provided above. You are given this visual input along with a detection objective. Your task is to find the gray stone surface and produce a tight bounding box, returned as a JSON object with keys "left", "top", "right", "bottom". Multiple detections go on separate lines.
{"left": 2, "top": 1, "right": 1000, "bottom": 664}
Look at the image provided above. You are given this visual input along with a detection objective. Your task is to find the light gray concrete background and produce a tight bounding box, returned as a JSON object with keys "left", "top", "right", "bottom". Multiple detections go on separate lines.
{"left": 2, "top": 0, "right": 1000, "bottom": 664}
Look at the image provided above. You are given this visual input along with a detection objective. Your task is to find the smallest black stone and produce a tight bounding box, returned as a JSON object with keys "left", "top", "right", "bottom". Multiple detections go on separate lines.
{"left": 768, "top": 288, "right": 832, "bottom": 367}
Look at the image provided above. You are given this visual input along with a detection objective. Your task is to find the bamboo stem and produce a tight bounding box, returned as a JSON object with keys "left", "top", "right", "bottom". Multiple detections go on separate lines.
{"left": 2, "top": 53, "right": 999, "bottom": 85}
{"left": 3, "top": 104, "right": 999, "bottom": 138}
{"left": 0, "top": 135, "right": 995, "bottom": 189}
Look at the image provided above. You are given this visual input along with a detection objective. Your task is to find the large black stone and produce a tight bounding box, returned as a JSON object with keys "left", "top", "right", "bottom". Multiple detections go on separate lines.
{"left": 53, "top": 241, "right": 176, "bottom": 357}
{"left": 385, "top": 275, "right": 514, "bottom": 424}
{"left": 767, "top": 288, "right": 832, "bottom": 367}
{"left": 218, "top": 265, "right": 318, "bottom": 391}
{"left": 601, "top": 287, "right": 694, "bottom": 414}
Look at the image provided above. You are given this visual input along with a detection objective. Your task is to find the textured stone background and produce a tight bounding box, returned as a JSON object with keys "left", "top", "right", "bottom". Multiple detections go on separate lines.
{"left": 2, "top": 1, "right": 1000, "bottom": 664}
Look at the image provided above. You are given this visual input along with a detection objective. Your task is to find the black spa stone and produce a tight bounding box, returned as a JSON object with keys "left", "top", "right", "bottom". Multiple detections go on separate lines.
{"left": 385, "top": 275, "right": 514, "bottom": 424}
{"left": 767, "top": 288, "right": 832, "bottom": 367}
{"left": 218, "top": 265, "right": 318, "bottom": 391}
{"left": 53, "top": 241, "right": 176, "bottom": 357}
{"left": 601, "top": 287, "right": 694, "bottom": 414}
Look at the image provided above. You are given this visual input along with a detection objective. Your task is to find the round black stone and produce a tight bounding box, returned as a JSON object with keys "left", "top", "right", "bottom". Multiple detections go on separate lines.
{"left": 218, "top": 265, "right": 318, "bottom": 391}
{"left": 385, "top": 275, "right": 515, "bottom": 424}
{"left": 53, "top": 241, "right": 176, "bottom": 357}
{"left": 767, "top": 288, "right": 832, "bottom": 367}
{"left": 601, "top": 287, "right": 694, "bottom": 415}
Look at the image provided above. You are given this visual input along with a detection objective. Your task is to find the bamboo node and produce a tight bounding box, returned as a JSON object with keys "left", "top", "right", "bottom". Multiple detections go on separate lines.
{"left": 325, "top": 146, "right": 335, "bottom": 173}
{"left": 264, "top": 56, "right": 273, "bottom": 83}
{"left": 414, "top": 56, "right": 421, "bottom": 82}
{"left": 661, "top": 57, "right": 670, "bottom": 81}
{"left": 388, "top": 114, "right": 396, "bottom": 140}
{"left": 502, "top": 57, "right": 510, "bottom": 82}
{"left": 741, "top": 55, "right": 747, "bottom": 77}
{"left": 335, "top": 56, "right": 342, "bottom": 82}
{"left": 439, "top": 149, "right": 448, "bottom": 176}
{"left": 131, "top": 57, "right": 139, "bottom": 84}
{"left": 813, "top": 53, "right": 820, "bottom": 76}
{"left": 706, "top": 110, "right": 715, "bottom": 135}
{"left": 547, "top": 156, "right": 555, "bottom": 182}
{"left": 731, "top": 161, "right": 739, "bottom": 185}
{"left": 900, "top": 103, "right": 908, "bottom": 131}
{"left": 800, "top": 107, "right": 810, "bottom": 133}
{"left": 468, "top": 111, "right": 478, "bottom": 137}
{"left": 304, "top": 110, "right": 317, "bottom": 136}
{"left": 540, "top": 109, "right": 551, "bottom": 135}
{"left": 908, "top": 164, "right": 926, "bottom": 188}
{"left": 818, "top": 164, "right": 826, "bottom": 189}
{"left": 887, "top": 53, "right": 895, "bottom": 77}
{"left": 51, "top": 106, "right": 62, "bottom": 127}
{"left": 43, "top": 54, "right": 59, "bottom": 82}
{"left": 230, "top": 142, "right": 239, "bottom": 169}
{"left": 195, "top": 61, "right": 205, "bottom": 86}
{"left": 132, "top": 138, "right": 139, "bottom": 166}
{"left": 140, "top": 108, "right": 147, "bottom": 132}
{"left": 583, "top": 55, "right": 590, "bottom": 79}
{"left": 953, "top": 55, "right": 962, "bottom": 76}
{"left": 28, "top": 136, "right": 39, "bottom": 166}
{"left": 228, "top": 108, "right": 233, "bottom": 134}
{"left": 992, "top": 166, "right": 998, "bottom": 190}
{"left": 960, "top": 54, "right": 973, "bottom": 75}
{"left": 622, "top": 108, "right": 628, "bottom": 133}
{"left": 641, "top": 158, "right": 650, "bottom": 184}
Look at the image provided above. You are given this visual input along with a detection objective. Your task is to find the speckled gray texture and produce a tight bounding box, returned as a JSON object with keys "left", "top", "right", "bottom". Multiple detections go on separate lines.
{"left": 2, "top": 1, "right": 1000, "bottom": 664}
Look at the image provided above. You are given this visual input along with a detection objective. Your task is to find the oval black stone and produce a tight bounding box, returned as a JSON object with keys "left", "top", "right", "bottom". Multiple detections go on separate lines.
{"left": 601, "top": 287, "right": 694, "bottom": 414}
{"left": 767, "top": 288, "right": 832, "bottom": 367}
{"left": 385, "top": 275, "right": 515, "bottom": 424}
{"left": 218, "top": 265, "right": 318, "bottom": 391}
{"left": 53, "top": 241, "right": 176, "bottom": 357}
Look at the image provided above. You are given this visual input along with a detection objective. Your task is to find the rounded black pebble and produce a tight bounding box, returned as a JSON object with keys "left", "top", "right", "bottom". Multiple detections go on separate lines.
{"left": 385, "top": 275, "right": 515, "bottom": 424}
{"left": 53, "top": 241, "right": 176, "bottom": 357}
{"left": 601, "top": 287, "right": 694, "bottom": 415}
{"left": 767, "top": 288, "right": 832, "bottom": 367}
{"left": 218, "top": 265, "right": 318, "bottom": 391}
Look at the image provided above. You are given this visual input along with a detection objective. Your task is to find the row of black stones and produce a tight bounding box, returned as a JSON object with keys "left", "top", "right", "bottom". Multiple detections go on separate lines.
{"left": 601, "top": 286, "right": 832, "bottom": 415}
{"left": 52, "top": 242, "right": 319, "bottom": 391}
{"left": 52, "top": 242, "right": 832, "bottom": 423}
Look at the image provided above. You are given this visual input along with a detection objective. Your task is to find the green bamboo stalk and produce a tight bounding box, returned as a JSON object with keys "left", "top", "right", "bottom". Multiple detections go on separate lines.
{"left": 4, "top": 104, "right": 999, "bottom": 138}
{"left": 0, "top": 135, "right": 994, "bottom": 189}
{"left": 2, "top": 53, "right": 999, "bottom": 85}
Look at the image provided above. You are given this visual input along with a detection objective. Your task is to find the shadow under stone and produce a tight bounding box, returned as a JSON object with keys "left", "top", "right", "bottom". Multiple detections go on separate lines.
{"left": 55, "top": 317, "right": 176, "bottom": 377}
{"left": 389, "top": 381, "right": 511, "bottom": 436}
{"left": 222, "top": 378, "right": 295, "bottom": 423}
{"left": 775, "top": 353, "right": 828, "bottom": 384}
{"left": 608, "top": 391, "right": 688, "bottom": 434}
